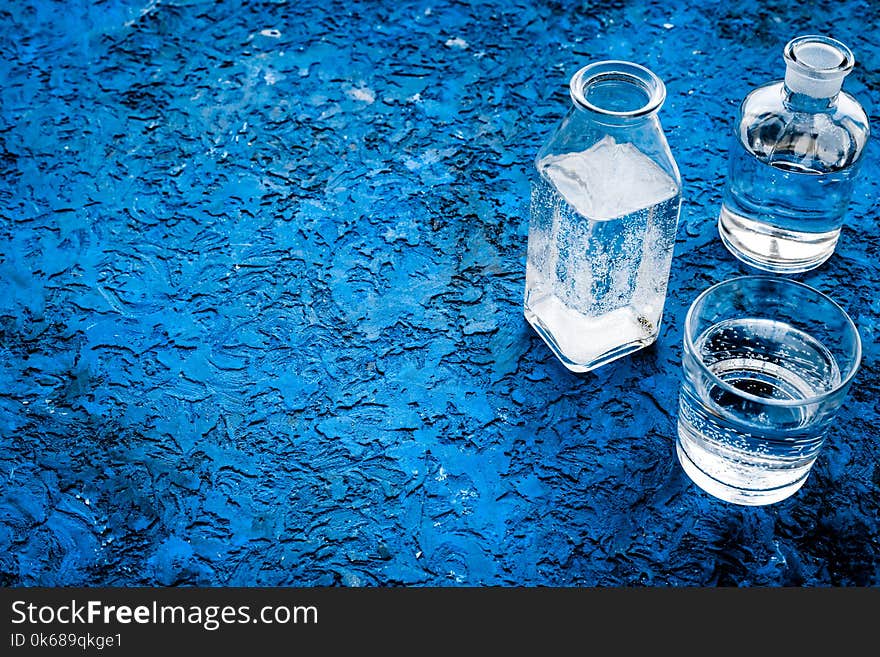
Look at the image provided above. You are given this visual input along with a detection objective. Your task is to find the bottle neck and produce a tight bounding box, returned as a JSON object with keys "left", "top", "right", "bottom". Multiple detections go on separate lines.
{"left": 781, "top": 35, "right": 853, "bottom": 112}
{"left": 782, "top": 83, "right": 839, "bottom": 112}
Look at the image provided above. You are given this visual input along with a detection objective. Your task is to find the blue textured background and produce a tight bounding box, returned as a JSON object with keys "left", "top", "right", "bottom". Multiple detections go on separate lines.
{"left": 1, "top": 0, "right": 877, "bottom": 586}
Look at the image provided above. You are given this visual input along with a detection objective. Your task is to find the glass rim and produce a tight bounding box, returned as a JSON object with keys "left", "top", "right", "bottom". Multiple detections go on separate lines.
{"left": 569, "top": 60, "right": 666, "bottom": 118}
{"left": 683, "top": 275, "right": 862, "bottom": 407}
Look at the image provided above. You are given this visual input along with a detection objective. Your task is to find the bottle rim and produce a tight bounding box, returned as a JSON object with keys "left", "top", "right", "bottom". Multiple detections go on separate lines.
{"left": 569, "top": 60, "right": 666, "bottom": 119}
{"left": 784, "top": 35, "right": 854, "bottom": 80}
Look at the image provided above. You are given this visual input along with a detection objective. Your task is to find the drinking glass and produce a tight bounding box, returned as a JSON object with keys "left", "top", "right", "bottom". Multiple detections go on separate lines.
{"left": 677, "top": 276, "right": 861, "bottom": 505}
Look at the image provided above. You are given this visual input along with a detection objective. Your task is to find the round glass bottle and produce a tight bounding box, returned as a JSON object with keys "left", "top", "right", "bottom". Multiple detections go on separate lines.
{"left": 524, "top": 61, "right": 682, "bottom": 373}
{"left": 718, "top": 35, "right": 870, "bottom": 273}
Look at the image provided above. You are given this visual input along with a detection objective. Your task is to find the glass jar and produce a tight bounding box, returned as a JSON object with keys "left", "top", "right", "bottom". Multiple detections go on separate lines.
{"left": 524, "top": 61, "right": 682, "bottom": 373}
{"left": 718, "top": 35, "right": 870, "bottom": 273}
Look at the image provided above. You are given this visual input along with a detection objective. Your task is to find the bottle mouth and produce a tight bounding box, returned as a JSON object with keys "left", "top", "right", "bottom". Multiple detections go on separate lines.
{"left": 784, "top": 35, "right": 854, "bottom": 80}
{"left": 569, "top": 61, "right": 666, "bottom": 119}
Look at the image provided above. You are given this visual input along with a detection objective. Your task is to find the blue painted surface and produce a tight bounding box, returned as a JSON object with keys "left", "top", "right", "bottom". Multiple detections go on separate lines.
{"left": 0, "top": 0, "right": 877, "bottom": 586}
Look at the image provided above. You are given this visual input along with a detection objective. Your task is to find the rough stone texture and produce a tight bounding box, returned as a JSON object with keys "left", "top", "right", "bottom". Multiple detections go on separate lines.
{"left": 0, "top": 0, "right": 877, "bottom": 586}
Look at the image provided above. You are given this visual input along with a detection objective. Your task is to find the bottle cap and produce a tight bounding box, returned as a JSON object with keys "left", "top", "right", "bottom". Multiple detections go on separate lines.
{"left": 783, "top": 35, "right": 854, "bottom": 98}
